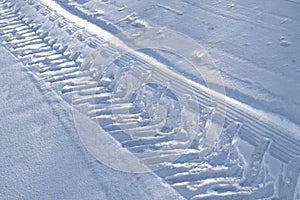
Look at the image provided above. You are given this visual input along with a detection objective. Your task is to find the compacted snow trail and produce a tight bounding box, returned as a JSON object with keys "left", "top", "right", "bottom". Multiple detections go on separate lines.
{"left": 0, "top": 0, "right": 300, "bottom": 199}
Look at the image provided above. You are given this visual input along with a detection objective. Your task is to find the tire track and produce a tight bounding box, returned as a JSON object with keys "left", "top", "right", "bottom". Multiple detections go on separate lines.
{"left": 0, "top": 0, "right": 299, "bottom": 199}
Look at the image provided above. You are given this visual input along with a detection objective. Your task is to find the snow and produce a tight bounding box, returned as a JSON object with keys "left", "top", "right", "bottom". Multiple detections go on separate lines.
{"left": 0, "top": 0, "right": 300, "bottom": 199}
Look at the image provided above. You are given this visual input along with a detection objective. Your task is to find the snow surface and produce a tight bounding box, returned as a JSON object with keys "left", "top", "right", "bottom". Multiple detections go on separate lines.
{"left": 0, "top": 0, "right": 300, "bottom": 199}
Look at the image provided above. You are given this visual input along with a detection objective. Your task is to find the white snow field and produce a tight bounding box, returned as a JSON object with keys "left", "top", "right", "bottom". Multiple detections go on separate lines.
{"left": 0, "top": 0, "right": 299, "bottom": 199}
